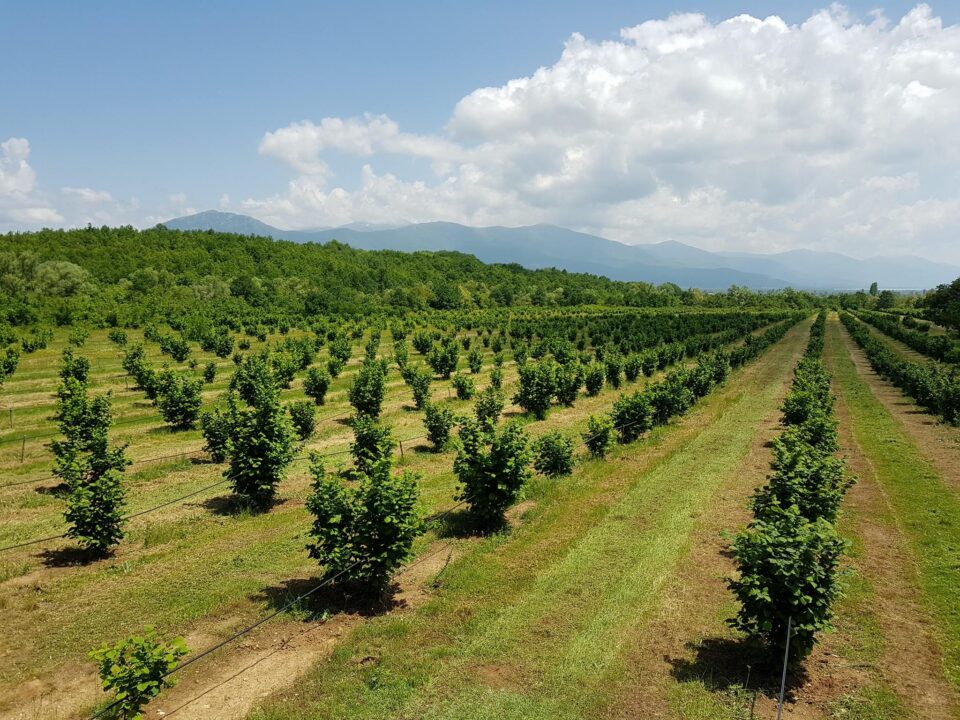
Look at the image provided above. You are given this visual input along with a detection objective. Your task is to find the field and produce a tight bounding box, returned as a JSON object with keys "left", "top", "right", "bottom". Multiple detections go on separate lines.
{"left": 2, "top": 308, "right": 959, "bottom": 720}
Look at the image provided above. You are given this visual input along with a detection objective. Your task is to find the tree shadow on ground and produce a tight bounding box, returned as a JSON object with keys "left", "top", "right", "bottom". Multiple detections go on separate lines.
{"left": 198, "top": 493, "right": 285, "bottom": 517}
{"left": 428, "top": 506, "right": 506, "bottom": 539}
{"left": 252, "top": 577, "right": 398, "bottom": 621}
{"left": 35, "top": 482, "right": 69, "bottom": 497}
{"left": 39, "top": 545, "right": 105, "bottom": 568}
{"left": 666, "top": 637, "right": 808, "bottom": 701}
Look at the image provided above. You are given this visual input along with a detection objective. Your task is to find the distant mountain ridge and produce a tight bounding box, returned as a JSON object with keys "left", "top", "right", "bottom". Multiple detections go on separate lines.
{"left": 162, "top": 210, "right": 958, "bottom": 291}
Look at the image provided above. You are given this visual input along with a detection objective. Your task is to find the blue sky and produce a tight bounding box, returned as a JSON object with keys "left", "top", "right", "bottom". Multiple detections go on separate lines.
{"left": 3, "top": 2, "right": 960, "bottom": 261}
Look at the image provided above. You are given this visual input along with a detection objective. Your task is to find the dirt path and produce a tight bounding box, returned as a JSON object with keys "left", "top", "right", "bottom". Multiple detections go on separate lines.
{"left": 837, "top": 320, "right": 960, "bottom": 492}
{"left": 827, "top": 316, "right": 960, "bottom": 719}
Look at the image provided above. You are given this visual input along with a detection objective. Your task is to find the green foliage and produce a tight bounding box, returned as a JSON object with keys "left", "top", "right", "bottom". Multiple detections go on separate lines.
{"left": 473, "top": 386, "right": 505, "bottom": 426}
{"left": 303, "top": 365, "right": 331, "bottom": 405}
{"left": 350, "top": 414, "right": 396, "bottom": 474}
{"left": 200, "top": 404, "right": 233, "bottom": 463}
{"left": 329, "top": 335, "right": 352, "bottom": 365}
{"left": 68, "top": 326, "right": 89, "bottom": 347}
{"left": 467, "top": 347, "right": 483, "bottom": 374}
{"left": 348, "top": 357, "right": 389, "bottom": 418}
{"left": 52, "top": 378, "right": 129, "bottom": 554}
{"left": 554, "top": 360, "right": 583, "bottom": 406}
{"left": 623, "top": 353, "right": 643, "bottom": 382}
{"left": 427, "top": 337, "right": 459, "bottom": 379}
{"left": 288, "top": 400, "right": 316, "bottom": 441}
{"left": 584, "top": 362, "right": 605, "bottom": 396}
{"left": 451, "top": 372, "right": 476, "bottom": 400}
{"left": 423, "top": 402, "right": 456, "bottom": 451}
{"left": 59, "top": 346, "right": 90, "bottom": 384}
{"left": 225, "top": 380, "right": 297, "bottom": 510}
{"left": 305, "top": 456, "right": 422, "bottom": 595}
{"left": 728, "top": 503, "right": 847, "bottom": 661}
{"left": 610, "top": 389, "right": 654, "bottom": 444}
{"left": 489, "top": 366, "right": 503, "bottom": 390}
{"left": 604, "top": 353, "right": 623, "bottom": 388}
{"left": 405, "top": 364, "right": 433, "bottom": 410}
{"left": 647, "top": 370, "right": 695, "bottom": 425}
{"left": 107, "top": 328, "right": 128, "bottom": 346}
{"left": 583, "top": 414, "right": 615, "bottom": 458}
{"left": 533, "top": 431, "right": 575, "bottom": 477}
{"left": 21, "top": 327, "right": 52, "bottom": 353}
{"left": 454, "top": 419, "right": 532, "bottom": 530}
{"left": 89, "top": 626, "right": 187, "bottom": 720}
{"left": 0, "top": 345, "right": 19, "bottom": 387}
{"left": 513, "top": 357, "right": 557, "bottom": 419}
{"left": 155, "top": 371, "right": 203, "bottom": 430}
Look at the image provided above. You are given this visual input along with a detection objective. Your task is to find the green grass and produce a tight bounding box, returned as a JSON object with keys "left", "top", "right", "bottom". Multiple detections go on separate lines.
{"left": 829, "top": 318, "right": 960, "bottom": 694}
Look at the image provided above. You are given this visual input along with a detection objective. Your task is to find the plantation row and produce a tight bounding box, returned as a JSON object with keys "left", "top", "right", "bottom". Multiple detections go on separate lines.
{"left": 729, "top": 311, "right": 854, "bottom": 660}
{"left": 58, "top": 317, "right": 802, "bottom": 717}
{"left": 855, "top": 309, "right": 960, "bottom": 364}
{"left": 841, "top": 312, "right": 960, "bottom": 425}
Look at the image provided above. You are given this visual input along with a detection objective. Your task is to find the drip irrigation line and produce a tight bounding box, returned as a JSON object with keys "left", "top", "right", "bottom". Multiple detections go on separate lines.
{"left": 86, "top": 498, "right": 469, "bottom": 720}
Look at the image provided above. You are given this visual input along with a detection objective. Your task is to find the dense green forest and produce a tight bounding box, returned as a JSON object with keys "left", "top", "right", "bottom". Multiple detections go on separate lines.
{"left": 0, "top": 226, "right": 821, "bottom": 330}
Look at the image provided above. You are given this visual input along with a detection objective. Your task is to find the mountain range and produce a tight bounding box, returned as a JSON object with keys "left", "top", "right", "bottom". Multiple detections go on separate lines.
{"left": 162, "top": 210, "right": 958, "bottom": 291}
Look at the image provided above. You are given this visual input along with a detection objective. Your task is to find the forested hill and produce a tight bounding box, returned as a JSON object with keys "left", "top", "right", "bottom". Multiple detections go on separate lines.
{"left": 0, "top": 225, "right": 818, "bottom": 328}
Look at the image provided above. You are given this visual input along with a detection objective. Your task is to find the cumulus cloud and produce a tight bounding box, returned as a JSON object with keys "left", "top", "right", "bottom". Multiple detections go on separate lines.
{"left": 0, "top": 137, "right": 63, "bottom": 227}
{"left": 247, "top": 4, "right": 960, "bottom": 261}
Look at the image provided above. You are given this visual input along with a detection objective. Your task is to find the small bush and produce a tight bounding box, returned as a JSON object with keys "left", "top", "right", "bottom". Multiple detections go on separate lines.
{"left": 610, "top": 390, "right": 653, "bottom": 443}
{"left": 584, "top": 362, "right": 605, "bottom": 396}
{"left": 107, "top": 329, "right": 128, "bottom": 346}
{"left": 583, "top": 414, "right": 614, "bottom": 458}
{"left": 301, "top": 366, "right": 330, "bottom": 405}
{"left": 200, "top": 405, "right": 233, "bottom": 462}
{"left": 348, "top": 358, "right": 389, "bottom": 418}
{"left": 350, "top": 414, "right": 396, "bottom": 474}
{"left": 467, "top": 347, "right": 483, "bottom": 374}
{"left": 202, "top": 361, "right": 217, "bottom": 383}
{"left": 89, "top": 626, "right": 187, "bottom": 720}
{"left": 513, "top": 358, "right": 556, "bottom": 420}
{"left": 406, "top": 364, "right": 433, "bottom": 410}
{"left": 60, "top": 346, "right": 90, "bottom": 384}
{"left": 306, "top": 457, "right": 422, "bottom": 595}
{"left": 489, "top": 366, "right": 504, "bottom": 390}
{"left": 427, "top": 337, "right": 459, "bottom": 378}
{"left": 289, "top": 400, "right": 316, "bottom": 441}
{"left": 533, "top": 431, "right": 575, "bottom": 477}
{"left": 156, "top": 372, "right": 204, "bottom": 430}
{"left": 473, "top": 386, "right": 505, "bottom": 426}
{"left": 554, "top": 361, "right": 583, "bottom": 406}
{"left": 452, "top": 372, "right": 476, "bottom": 400}
{"left": 424, "top": 402, "right": 456, "bottom": 451}
{"left": 454, "top": 419, "right": 532, "bottom": 530}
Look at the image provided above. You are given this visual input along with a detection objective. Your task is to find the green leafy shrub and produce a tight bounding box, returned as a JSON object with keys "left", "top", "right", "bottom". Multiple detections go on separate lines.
{"left": 200, "top": 404, "right": 233, "bottom": 462}
{"left": 533, "top": 431, "right": 575, "bottom": 477}
{"left": 225, "top": 382, "right": 297, "bottom": 510}
{"left": 427, "top": 337, "right": 459, "bottom": 378}
{"left": 108, "top": 329, "right": 128, "bottom": 346}
{"left": 473, "top": 386, "right": 505, "bottom": 426}
{"left": 454, "top": 419, "right": 532, "bottom": 529}
{"left": 406, "top": 364, "right": 433, "bottom": 410}
{"left": 424, "top": 402, "right": 456, "bottom": 451}
{"left": 348, "top": 358, "right": 389, "bottom": 418}
{"left": 604, "top": 354, "right": 623, "bottom": 388}
{"left": 89, "top": 626, "right": 187, "bottom": 720}
{"left": 489, "top": 366, "right": 504, "bottom": 390}
{"left": 303, "top": 366, "right": 331, "bottom": 405}
{"left": 288, "top": 400, "right": 316, "bottom": 441}
{"left": 60, "top": 346, "right": 90, "bottom": 384}
{"left": 202, "top": 361, "right": 217, "bottom": 383}
{"left": 451, "top": 372, "right": 476, "bottom": 400}
{"left": 623, "top": 353, "right": 643, "bottom": 382}
{"left": 156, "top": 372, "right": 203, "bottom": 430}
{"left": 306, "top": 456, "right": 422, "bottom": 595}
{"left": 583, "top": 414, "right": 614, "bottom": 458}
{"left": 350, "top": 414, "right": 396, "bottom": 474}
{"left": 554, "top": 360, "right": 583, "bottom": 406}
{"left": 584, "top": 362, "right": 605, "bottom": 396}
{"left": 513, "top": 358, "right": 557, "bottom": 419}
{"left": 610, "top": 390, "right": 653, "bottom": 443}
{"left": 728, "top": 503, "right": 846, "bottom": 661}
{"left": 52, "top": 378, "right": 130, "bottom": 555}
{"left": 467, "top": 347, "right": 483, "bottom": 374}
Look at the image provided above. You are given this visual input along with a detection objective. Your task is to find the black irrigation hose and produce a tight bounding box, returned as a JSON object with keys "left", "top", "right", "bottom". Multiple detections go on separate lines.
{"left": 86, "top": 499, "right": 469, "bottom": 720}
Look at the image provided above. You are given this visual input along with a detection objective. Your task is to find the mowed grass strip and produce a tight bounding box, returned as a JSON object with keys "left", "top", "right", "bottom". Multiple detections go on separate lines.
{"left": 246, "top": 321, "right": 809, "bottom": 720}
{"left": 832, "top": 318, "right": 960, "bottom": 692}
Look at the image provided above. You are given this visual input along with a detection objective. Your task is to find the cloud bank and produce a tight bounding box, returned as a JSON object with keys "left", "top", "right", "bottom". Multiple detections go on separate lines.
{"left": 243, "top": 4, "right": 960, "bottom": 260}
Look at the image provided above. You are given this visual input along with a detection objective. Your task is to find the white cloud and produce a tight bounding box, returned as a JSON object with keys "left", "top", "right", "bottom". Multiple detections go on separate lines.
{"left": 0, "top": 137, "right": 63, "bottom": 227}
{"left": 62, "top": 186, "right": 114, "bottom": 204}
{"left": 245, "top": 4, "right": 960, "bottom": 261}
